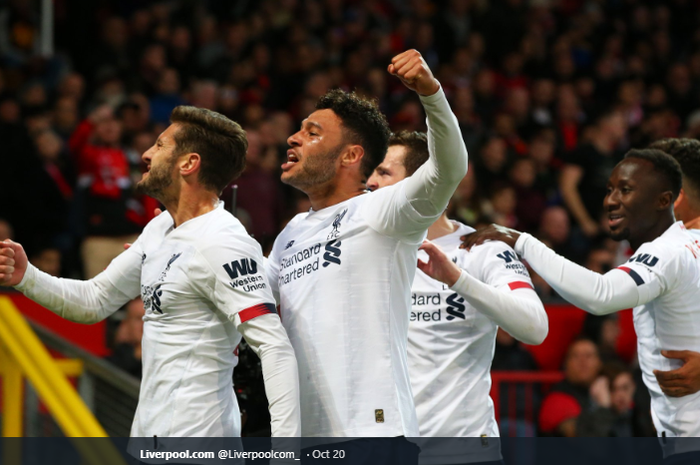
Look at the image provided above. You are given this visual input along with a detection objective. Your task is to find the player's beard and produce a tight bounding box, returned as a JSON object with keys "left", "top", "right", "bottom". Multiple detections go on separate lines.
{"left": 282, "top": 143, "right": 343, "bottom": 192}
{"left": 136, "top": 155, "right": 177, "bottom": 201}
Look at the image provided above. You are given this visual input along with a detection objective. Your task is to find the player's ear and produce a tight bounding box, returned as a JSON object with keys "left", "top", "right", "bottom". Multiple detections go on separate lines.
{"left": 179, "top": 152, "right": 201, "bottom": 177}
{"left": 340, "top": 144, "right": 364, "bottom": 168}
{"left": 658, "top": 190, "right": 674, "bottom": 210}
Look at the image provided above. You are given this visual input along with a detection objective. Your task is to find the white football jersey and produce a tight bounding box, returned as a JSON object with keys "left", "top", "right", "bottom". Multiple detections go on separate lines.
{"left": 409, "top": 222, "right": 534, "bottom": 464}
{"left": 266, "top": 180, "right": 439, "bottom": 437}
{"left": 688, "top": 227, "right": 700, "bottom": 242}
{"left": 124, "top": 202, "right": 277, "bottom": 437}
{"left": 615, "top": 222, "right": 700, "bottom": 441}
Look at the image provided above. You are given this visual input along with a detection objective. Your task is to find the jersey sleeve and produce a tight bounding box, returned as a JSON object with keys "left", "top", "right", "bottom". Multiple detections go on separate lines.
{"left": 514, "top": 233, "right": 662, "bottom": 315}
{"left": 363, "top": 87, "right": 468, "bottom": 242}
{"left": 362, "top": 181, "right": 439, "bottom": 243}
{"left": 14, "top": 237, "right": 143, "bottom": 324}
{"left": 615, "top": 241, "right": 670, "bottom": 304}
{"left": 451, "top": 242, "right": 548, "bottom": 345}
{"left": 193, "top": 239, "right": 277, "bottom": 328}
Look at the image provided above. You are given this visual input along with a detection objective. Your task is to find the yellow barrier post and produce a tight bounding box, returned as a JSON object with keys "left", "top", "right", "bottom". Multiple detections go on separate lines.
{"left": 0, "top": 343, "right": 24, "bottom": 437}
{"left": 0, "top": 296, "right": 128, "bottom": 465}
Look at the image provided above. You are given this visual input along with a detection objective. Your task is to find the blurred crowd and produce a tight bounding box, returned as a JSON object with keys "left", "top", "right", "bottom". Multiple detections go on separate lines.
{"left": 2, "top": 0, "right": 700, "bottom": 436}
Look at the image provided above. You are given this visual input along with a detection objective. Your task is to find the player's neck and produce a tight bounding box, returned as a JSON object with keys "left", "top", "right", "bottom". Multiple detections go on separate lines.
{"left": 685, "top": 215, "right": 700, "bottom": 231}
{"left": 307, "top": 180, "right": 366, "bottom": 211}
{"left": 427, "top": 213, "right": 456, "bottom": 240}
{"left": 629, "top": 214, "right": 675, "bottom": 251}
{"left": 165, "top": 188, "right": 219, "bottom": 228}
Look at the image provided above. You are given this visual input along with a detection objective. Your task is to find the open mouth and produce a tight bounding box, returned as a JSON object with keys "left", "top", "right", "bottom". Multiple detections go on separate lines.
{"left": 608, "top": 214, "right": 624, "bottom": 228}
{"left": 281, "top": 151, "right": 300, "bottom": 170}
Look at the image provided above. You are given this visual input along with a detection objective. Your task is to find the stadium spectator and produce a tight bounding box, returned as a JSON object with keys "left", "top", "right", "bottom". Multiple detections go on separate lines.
{"left": 0, "top": 219, "right": 13, "bottom": 241}
{"left": 68, "top": 104, "right": 149, "bottom": 278}
{"left": 576, "top": 363, "right": 638, "bottom": 437}
{"left": 537, "top": 338, "right": 603, "bottom": 437}
{"left": 28, "top": 245, "right": 61, "bottom": 277}
{"left": 109, "top": 298, "right": 145, "bottom": 378}
{"left": 559, "top": 110, "right": 627, "bottom": 242}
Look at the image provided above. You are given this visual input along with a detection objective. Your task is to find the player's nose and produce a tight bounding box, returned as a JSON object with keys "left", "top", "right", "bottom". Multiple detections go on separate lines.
{"left": 287, "top": 131, "right": 302, "bottom": 147}
{"left": 366, "top": 174, "right": 379, "bottom": 191}
{"left": 604, "top": 190, "right": 620, "bottom": 210}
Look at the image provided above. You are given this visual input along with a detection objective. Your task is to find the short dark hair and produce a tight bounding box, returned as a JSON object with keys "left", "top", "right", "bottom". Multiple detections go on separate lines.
{"left": 623, "top": 148, "right": 683, "bottom": 201}
{"left": 648, "top": 138, "right": 700, "bottom": 201}
{"left": 388, "top": 131, "right": 429, "bottom": 176}
{"left": 170, "top": 106, "right": 247, "bottom": 194}
{"left": 316, "top": 89, "right": 391, "bottom": 179}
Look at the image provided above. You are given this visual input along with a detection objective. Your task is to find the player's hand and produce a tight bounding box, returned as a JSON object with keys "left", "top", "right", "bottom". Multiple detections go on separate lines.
{"left": 0, "top": 240, "right": 28, "bottom": 287}
{"left": 123, "top": 208, "right": 162, "bottom": 250}
{"left": 461, "top": 224, "right": 522, "bottom": 250}
{"left": 654, "top": 350, "right": 700, "bottom": 397}
{"left": 417, "top": 240, "right": 462, "bottom": 287}
{"left": 388, "top": 49, "right": 440, "bottom": 96}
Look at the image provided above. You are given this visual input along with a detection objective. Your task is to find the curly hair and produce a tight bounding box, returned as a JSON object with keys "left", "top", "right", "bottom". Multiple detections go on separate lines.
{"left": 648, "top": 138, "right": 700, "bottom": 200}
{"left": 316, "top": 89, "right": 391, "bottom": 179}
{"left": 388, "top": 131, "right": 429, "bottom": 176}
{"left": 170, "top": 106, "right": 247, "bottom": 194}
{"left": 623, "top": 148, "right": 683, "bottom": 201}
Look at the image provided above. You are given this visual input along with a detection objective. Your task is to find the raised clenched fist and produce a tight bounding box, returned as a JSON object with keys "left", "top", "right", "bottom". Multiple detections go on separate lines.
{"left": 387, "top": 49, "right": 440, "bottom": 96}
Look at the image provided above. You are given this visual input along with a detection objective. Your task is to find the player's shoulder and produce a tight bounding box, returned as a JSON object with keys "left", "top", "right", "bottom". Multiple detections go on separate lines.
{"left": 194, "top": 207, "right": 263, "bottom": 257}
{"left": 626, "top": 222, "right": 694, "bottom": 272}
{"left": 463, "top": 237, "right": 527, "bottom": 277}
{"left": 432, "top": 221, "right": 473, "bottom": 253}
{"left": 640, "top": 222, "right": 692, "bottom": 256}
{"left": 467, "top": 238, "right": 520, "bottom": 261}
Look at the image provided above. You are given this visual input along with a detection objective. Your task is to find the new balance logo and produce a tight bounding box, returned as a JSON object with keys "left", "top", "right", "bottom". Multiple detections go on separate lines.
{"left": 496, "top": 250, "right": 518, "bottom": 263}
{"left": 223, "top": 258, "right": 258, "bottom": 279}
{"left": 628, "top": 253, "right": 659, "bottom": 267}
{"left": 322, "top": 240, "right": 342, "bottom": 267}
{"left": 285, "top": 240, "right": 295, "bottom": 250}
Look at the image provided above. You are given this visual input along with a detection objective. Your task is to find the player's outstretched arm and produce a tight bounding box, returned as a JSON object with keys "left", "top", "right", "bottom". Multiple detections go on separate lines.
{"left": 418, "top": 240, "right": 548, "bottom": 345}
{"left": 388, "top": 49, "right": 468, "bottom": 218}
{"left": 462, "top": 225, "right": 660, "bottom": 315}
{"left": 0, "top": 239, "right": 141, "bottom": 323}
{"left": 239, "top": 314, "right": 301, "bottom": 437}
{"left": 654, "top": 350, "right": 700, "bottom": 397}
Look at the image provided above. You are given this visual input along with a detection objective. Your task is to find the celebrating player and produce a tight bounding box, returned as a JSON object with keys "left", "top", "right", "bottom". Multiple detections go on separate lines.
{"left": 648, "top": 139, "right": 700, "bottom": 398}
{"left": 0, "top": 107, "right": 301, "bottom": 444}
{"left": 367, "top": 131, "right": 547, "bottom": 465}
{"left": 265, "top": 50, "right": 468, "bottom": 456}
{"left": 463, "top": 149, "right": 700, "bottom": 463}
